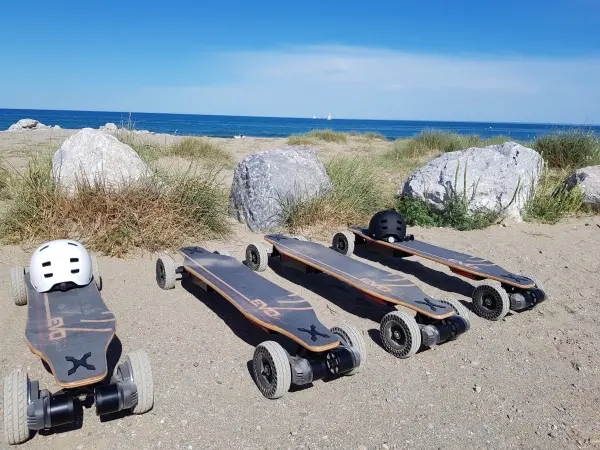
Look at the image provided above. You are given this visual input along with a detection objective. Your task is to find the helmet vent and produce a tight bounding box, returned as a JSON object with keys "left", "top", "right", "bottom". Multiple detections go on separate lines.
{"left": 381, "top": 219, "right": 388, "bottom": 224}
{"left": 39, "top": 245, "right": 49, "bottom": 252}
{"left": 42, "top": 261, "right": 51, "bottom": 267}
{"left": 68, "top": 242, "right": 78, "bottom": 247}
{"left": 70, "top": 258, "right": 79, "bottom": 262}
{"left": 44, "top": 273, "right": 53, "bottom": 278}
{"left": 71, "top": 269, "right": 80, "bottom": 274}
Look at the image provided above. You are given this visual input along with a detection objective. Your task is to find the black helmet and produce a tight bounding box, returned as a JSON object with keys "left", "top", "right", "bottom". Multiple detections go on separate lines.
{"left": 368, "top": 210, "right": 406, "bottom": 241}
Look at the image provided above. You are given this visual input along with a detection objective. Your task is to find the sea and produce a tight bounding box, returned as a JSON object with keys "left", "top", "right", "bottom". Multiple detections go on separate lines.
{"left": 1, "top": 108, "right": 598, "bottom": 141}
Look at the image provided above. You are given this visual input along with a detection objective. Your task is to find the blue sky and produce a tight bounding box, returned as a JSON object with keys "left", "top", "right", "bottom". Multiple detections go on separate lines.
{"left": 1, "top": 0, "right": 599, "bottom": 123}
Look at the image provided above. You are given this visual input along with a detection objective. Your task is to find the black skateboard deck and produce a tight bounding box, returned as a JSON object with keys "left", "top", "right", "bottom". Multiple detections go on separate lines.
{"left": 349, "top": 227, "right": 535, "bottom": 289}
{"left": 180, "top": 247, "right": 340, "bottom": 353}
{"left": 264, "top": 235, "right": 455, "bottom": 320}
{"left": 25, "top": 276, "right": 116, "bottom": 388}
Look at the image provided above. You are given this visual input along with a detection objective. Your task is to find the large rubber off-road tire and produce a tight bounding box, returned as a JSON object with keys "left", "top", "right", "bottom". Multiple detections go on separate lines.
{"left": 380, "top": 311, "right": 421, "bottom": 359}
{"left": 252, "top": 341, "right": 291, "bottom": 399}
{"left": 332, "top": 231, "right": 355, "bottom": 256}
{"left": 156, "top": 252, "right": 177, "bottom": 290}
{"left": 10, "top": 266, "right": 27, "bottom": 306}
{"left": 3, "top": 370, "right": 30, "bottom": 445}
{"left": 330, "top": 323, "right": 366, "bottom": 375}
{"left": 91, "top": 255, "right": 102, "bottom": 291}
{"left": 126, "top": 350, "right": 154, "bottom": 414}
{"left": 214, "top": 249, "right": 232, "bottom": 257}
{"left": 246, "top": 242, "right": 269, "bottom": 272}
{"left": 472, "top": 281, "right": 510, "bottom": 321}
{"left": 439, "top": 298, "right": 471, "bottom": 333}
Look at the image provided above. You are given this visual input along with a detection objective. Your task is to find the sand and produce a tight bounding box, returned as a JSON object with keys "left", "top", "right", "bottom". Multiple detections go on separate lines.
{"left": 1, "top": 129, "right": 599, "bottom": 449}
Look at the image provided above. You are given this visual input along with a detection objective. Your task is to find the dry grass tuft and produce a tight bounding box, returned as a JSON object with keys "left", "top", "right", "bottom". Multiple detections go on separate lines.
{"left": 0, "top": 155, "right": 230, "bottom": 256}
{"left": 280, "top": 157, "right": 394, "bottom": 233}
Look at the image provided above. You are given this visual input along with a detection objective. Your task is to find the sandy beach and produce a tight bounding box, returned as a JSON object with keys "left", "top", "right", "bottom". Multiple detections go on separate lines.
{"left": 1, "top": 129, "right": 599, "bottom": 449}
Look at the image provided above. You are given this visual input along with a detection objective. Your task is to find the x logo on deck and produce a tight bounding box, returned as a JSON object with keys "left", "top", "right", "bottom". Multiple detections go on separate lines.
{"left": 65, "top": 352, "right": 95, "bottom": 376}
{"left": 415, "top": 298, "right": 445, "bottom": 312}
{"left": 298, "top": 325, "right": 330, "bottom": 342}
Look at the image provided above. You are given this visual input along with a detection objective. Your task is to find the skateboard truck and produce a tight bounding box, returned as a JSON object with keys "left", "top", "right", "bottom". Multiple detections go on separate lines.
{"left": 418, "top": 315, "right": 469, "bottom": 348}
{"left": 25, "top": 372, "right": 138, "bottom": 431}
{"left": 288, "top": 345, "right": 361, "bottom": 386}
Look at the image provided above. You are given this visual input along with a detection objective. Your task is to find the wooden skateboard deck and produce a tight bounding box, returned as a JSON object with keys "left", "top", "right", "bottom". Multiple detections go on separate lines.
{"left": 349, "top": 227, "right": 535, "bottom": 289}
{"left": 25, "top": 276, "right": 116, "bottom": 388}
{"left": 180, "top": 247, "right": 339, "bottom": 353}
{"left": 264, "top": 235, "right": 455, "bottom": 320}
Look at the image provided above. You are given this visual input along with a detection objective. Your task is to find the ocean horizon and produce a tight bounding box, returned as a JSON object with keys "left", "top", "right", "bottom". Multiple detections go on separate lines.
{"left": 1, "top": 108, "right": 599, "bottom": 141}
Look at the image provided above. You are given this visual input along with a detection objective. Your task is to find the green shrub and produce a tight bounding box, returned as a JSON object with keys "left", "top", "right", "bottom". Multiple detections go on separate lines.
{"left": 396, "top": 162, "right": 506, "bottom": 230}
{"left": 532, "top": 130, "right": 600, "bottom": 169}
{"left": 167, "top": 137, "right": 233, "bottom": 164}
{"left": 288, "top": 129, "right": 348, "bottom": 145}
{"left": 523, "top": 171, "right": 585, "bottom": 223}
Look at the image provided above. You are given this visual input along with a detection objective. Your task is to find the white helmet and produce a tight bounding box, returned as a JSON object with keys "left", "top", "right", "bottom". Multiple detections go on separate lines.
{"left": 29, "top": 240, "right": 93, "bottom": 292}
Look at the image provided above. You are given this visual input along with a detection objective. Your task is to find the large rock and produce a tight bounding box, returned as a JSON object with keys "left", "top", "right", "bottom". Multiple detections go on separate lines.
{"left": 565, "top": 165, "right": 600, "bottom": 210}
{"left": 99, "top": 122, "right": 118, "bottom": 131}
{"left": 231, "top": 146, "right": 332, "bottom": 231}
{"left": 52, "top": 128, "right": 149, "bottom": 192}
{"left": 7, "top": 118, "right": 47, "bottom": 131}
{"left": 402, "top": 142, "right": 543, "bottom": 221}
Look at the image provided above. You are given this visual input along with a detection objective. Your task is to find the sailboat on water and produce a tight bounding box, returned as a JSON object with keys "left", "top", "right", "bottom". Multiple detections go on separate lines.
{"left": 327, "top": 112, "right": 332, "bottom": 120}
{"left": 313, "top": 114, "right": 317, "bottom": 119}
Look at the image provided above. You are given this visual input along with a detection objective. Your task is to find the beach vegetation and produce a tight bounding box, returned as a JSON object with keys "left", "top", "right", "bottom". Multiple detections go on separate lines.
{"left": 523, "top": 170, "right": 585, "bottom": 224}
{"left": 280, "top": 156, "right": 393, "bottom": 232}
{"left": 0, "top": 154, "right": 230, "bottom": 256}
{"left": 0, "top": 162, "right": 11, "bottom": 200}
{"left": 395, "top": 162, "right": 505, "bottom": 230}
{"left": 288, "top": 129, "right": 348, "bottom": 145}
{"left": 532, "top": 129, "right": 600, "bottom": 169}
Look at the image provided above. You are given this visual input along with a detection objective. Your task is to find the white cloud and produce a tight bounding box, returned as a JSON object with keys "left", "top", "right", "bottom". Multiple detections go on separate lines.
{"left": 5, "top": 45, "right": 600, "bottom": 123}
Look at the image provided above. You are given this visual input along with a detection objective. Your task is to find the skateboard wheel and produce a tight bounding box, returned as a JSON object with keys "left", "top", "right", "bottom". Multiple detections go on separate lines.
{"left": 125, "top": 350, "right": 154, "bottom": 414}
{"left": 439, "top": 298, "right": 471, "bottom": 333}
{"left": 330, "top": 323, "right": 366, "bottom": 375}
{"left": 214, "top": 249, "right": 232, "bottom": 257}
{"left": 471, "top": 281, "right": 510, "bottom": 321}
{"left": 91, "top": 255, "right": 102, "bottom": 291}
{"left": 10, "top": 266, "right": 27, "bottom": 306}
{"left": 380, "top": 311, "right": 421, "bottom": 359}
{"left": 252, "top": 341, "right": 291, "bottom": 399}
{"left": 246, "top": 243, "right": 268, "bottom": 272}
{"left": 3, "top": 369, "right": 30, "bottom": 445}
{"left": 332, "top": 231, "right": 355, "bottom": 256}
{"left": 156, "top": 252, "right": 177, "bottom": 290}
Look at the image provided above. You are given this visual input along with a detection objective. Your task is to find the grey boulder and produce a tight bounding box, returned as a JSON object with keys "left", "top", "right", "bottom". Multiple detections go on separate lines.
{"left": 565, "top": 165, "right": 600, "bottom": 210}
{"left": 231, "top": 146, "right": 332, "bottom": 231}
{"left": 7, "top": 118, "right": 47, "bottom": 131}
{"left": 52, "top": 128, "right": 149, "bottom": 192}
{"left": 402, "top": 142, "right": 543, "bottom": 221}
